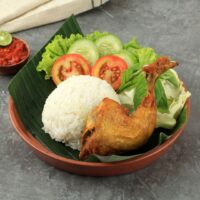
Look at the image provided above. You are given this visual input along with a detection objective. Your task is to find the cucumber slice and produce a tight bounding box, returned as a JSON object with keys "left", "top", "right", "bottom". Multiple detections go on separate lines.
{"left": 95, "top": 34, "right": 123, "bottom": 56}
{"left": 68, "top": 39, "right": 99, "bottom": 66}
{"left": 114, "top": 50, "right": 135, "bottom": 68}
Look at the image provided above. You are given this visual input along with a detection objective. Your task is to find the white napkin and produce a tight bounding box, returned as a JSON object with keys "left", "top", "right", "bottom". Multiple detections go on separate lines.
{"left": 0, "top": 0, "right": 51, "bottom": 25}
{"left": 0, "top": 0, "right": 109, "bottom": 33}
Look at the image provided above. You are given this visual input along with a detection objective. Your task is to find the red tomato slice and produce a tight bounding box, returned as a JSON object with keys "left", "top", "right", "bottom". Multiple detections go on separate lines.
{"left": 52, "top": 54, "right": 90, "bottom": 85}
{"left": 91, "top": 55, "right": 128, "bottom": 90}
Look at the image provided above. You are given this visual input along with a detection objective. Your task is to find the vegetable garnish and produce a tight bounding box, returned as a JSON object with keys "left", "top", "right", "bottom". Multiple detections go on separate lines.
{"left": 37, "top": 32, "right": 110, "bottom": 79}
{"left": 114, "top": 50, "right": 135, "bottom": 68}
{"left": 0, "top": 37, "right": 28, "bottom": 66}
{"left": 68, "top": 39, "right": 99, "bottom": 65}
{"left": 37, "top": 34, "right": 83, "bottom": 79}
{"left": 95, "top": 34, "right": 123, "bottom": 56}
{"left": 52, "top": 54, "right": 90, "bottom": 85}
{"left": 91, "top": 55, "right": 128, "bottom": 90}
{"left": 0, "top": 30, "right": 12, "bottom": 46}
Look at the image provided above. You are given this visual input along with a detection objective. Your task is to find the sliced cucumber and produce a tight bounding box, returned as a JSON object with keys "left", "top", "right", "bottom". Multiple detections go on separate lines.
{"left": 95, "top": 34, "right": 123, "bottom": 56}
{"left": 114, "top": 50, "right": 135, "bottom": 68}
{"left": 68, "top": 39, "right": 99, "bottom": 65}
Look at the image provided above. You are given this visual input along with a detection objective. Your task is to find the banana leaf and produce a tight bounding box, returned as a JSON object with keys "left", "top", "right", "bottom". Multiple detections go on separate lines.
{"left": 8, "top": 15, "right": 189, "bottom": 163}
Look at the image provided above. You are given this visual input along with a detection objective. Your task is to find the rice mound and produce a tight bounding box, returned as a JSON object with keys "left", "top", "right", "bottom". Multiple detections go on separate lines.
{"left": 42, "top": 75, "right": 120, "bottom": 150}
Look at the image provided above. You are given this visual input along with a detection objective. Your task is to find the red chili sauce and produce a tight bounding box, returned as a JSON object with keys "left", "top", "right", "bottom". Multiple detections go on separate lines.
{"left": 0, "top": 38, "right": 28, "bottom": 66}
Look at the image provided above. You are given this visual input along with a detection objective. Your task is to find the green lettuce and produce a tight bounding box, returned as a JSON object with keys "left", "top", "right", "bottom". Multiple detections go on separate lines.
{"left": 85, "top": 31, "right": 109, "bottom": 41}
{"left": 118, "top": 45, "right": 169, "bottom": 113}
{"left": 37, "top": 52, "right": 58, "bottom": 79}
{"left": 123, "top": 38, "right": 159, "bottom": 69}
{"left": 123, "top": 37, "right": 141, "bottom": 50}
{"left": 123, "top": 38, "right": 141, "bottom": 68}
{"left": 36, "top": 34, "right": 83, "bottom": 79}
{"left": 136, "top": 48, "right": 159, "bottom": 67}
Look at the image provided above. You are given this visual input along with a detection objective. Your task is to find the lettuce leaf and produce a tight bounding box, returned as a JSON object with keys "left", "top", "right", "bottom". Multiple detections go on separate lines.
{"left": 123, "top": 37, "right": 141, "bottom": 50}
{"left": 136, "top": 47, "right": 159, "bottom": 67}
{"left": 85, "top": 31, "right": 109, "bottom": 42}
{"left": 36, "top": 52, "right": 58, "bottom": 79}
{"left": 45, "top": 35, "right": 67, "bottom": 56}
{"left": 123, "top": 38, "right": 159, "bottom": 69}
{"left": 36, "top": 34, "right": 83, "bottom": 79}
{"left": 123, "top": 38, "right": 141, "bottom": 66}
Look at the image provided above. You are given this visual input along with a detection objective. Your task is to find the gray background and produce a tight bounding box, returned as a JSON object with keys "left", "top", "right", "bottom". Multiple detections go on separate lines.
{"left": 0, "top": 0, "right": 200, "bottom": 199}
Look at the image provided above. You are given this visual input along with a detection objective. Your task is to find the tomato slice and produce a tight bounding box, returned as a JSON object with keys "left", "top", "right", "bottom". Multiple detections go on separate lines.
{"left": 52, "top": 54, "right": 90, "bottom": 85}
{"left": 91, "top": 55, "right": 128, "bottom": 90}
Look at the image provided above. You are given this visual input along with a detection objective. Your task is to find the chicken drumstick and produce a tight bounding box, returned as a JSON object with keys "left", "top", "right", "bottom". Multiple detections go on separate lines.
{"left": 79, "top": 57, "right": 178, "bottom": 160}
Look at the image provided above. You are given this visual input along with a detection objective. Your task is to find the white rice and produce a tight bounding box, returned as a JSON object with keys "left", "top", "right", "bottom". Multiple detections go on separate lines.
{"left": 42, "top": 75, "right": 120, "bottom": 150}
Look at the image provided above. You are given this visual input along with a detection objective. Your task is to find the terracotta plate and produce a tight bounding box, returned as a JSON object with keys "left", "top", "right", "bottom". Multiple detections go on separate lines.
{"left": 8, "top": 97, "right": 190, "bottom": 176}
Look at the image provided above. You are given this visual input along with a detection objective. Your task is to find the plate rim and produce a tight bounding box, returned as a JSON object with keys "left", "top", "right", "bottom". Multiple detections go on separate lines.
{"left": 8, "top": 96, "right": 190, "bottom": 167}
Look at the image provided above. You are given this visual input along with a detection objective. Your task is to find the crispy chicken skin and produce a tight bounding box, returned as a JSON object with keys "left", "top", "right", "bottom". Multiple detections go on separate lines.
{"left": 79, "top": 57, "right": 178, "bottom": 160}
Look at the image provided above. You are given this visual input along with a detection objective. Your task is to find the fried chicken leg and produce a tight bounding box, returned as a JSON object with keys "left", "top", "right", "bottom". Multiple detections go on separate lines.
{"left": 79, "top": 57, "right": 178, "bottom": 160}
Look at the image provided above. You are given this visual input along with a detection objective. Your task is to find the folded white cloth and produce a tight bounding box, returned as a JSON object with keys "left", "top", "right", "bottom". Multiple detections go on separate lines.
{"left": 0, "top": 0, "right": 51, "bottom": 25}
{"left": 0, "top": 0, "right": 109, "bottom": 33}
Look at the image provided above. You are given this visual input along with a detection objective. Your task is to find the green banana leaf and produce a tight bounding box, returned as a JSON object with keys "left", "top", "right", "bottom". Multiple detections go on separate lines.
{"left": 8, "top": 15, "right": 189, "bottom": 163}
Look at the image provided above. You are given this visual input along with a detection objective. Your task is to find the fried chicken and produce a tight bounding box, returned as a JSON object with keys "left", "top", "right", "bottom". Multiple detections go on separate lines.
{"left": 79, "top": 57, "right": 178, "bottom": 160}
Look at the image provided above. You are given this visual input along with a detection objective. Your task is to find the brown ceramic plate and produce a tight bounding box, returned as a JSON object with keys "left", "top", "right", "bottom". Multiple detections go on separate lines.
{"left": 0, "top": 37, "right": 30, "bottom": 75}
{"left": 8, "top": 96, "right": 190, "bottom": 176}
